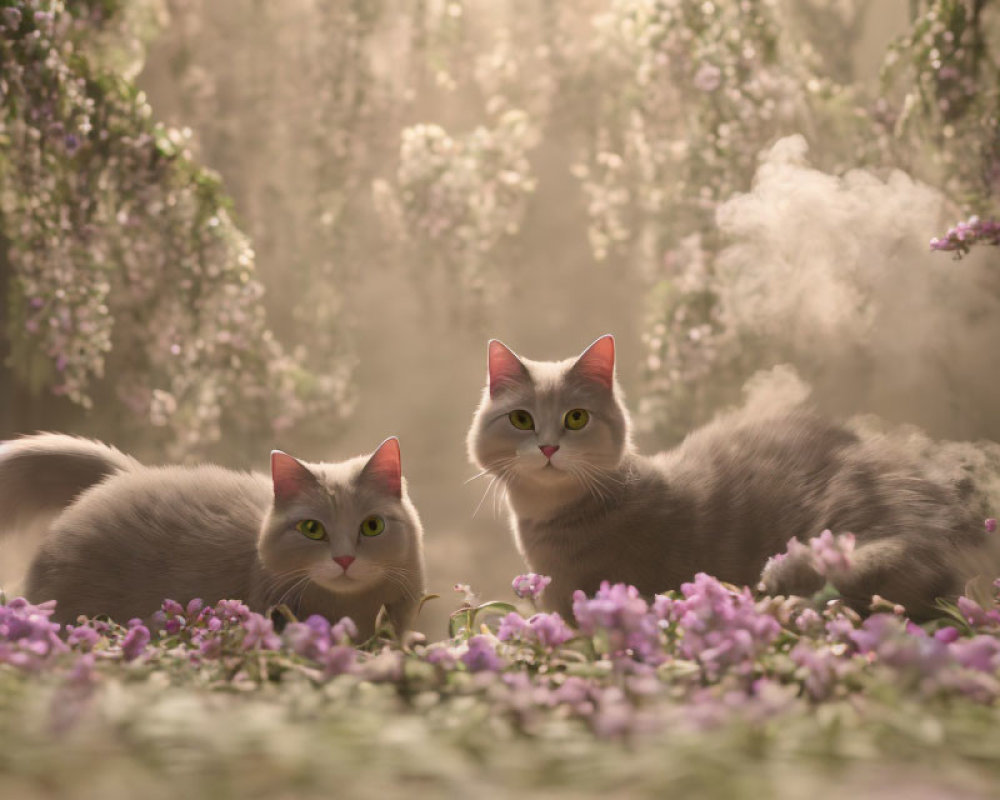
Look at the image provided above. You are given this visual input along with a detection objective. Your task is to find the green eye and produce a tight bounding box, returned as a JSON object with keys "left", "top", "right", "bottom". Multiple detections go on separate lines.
{"left": 508, "top": 410, "right": 535, "bottom": 430}
{"left": 360, "top": 515, "right": 385, "bottom": 537}
{"left": 564, "top": 409, "right": 590, "bottom": 430}
{"left": 296, "top": 519, "right": 326, "bottom": 540}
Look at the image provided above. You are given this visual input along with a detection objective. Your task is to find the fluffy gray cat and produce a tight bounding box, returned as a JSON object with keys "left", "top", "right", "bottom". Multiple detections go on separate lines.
{"left": 0, "top": 434, "right": 425, "bottom": 637}
{"left": 467, "top": 335, "right": 992, "bottom": 620}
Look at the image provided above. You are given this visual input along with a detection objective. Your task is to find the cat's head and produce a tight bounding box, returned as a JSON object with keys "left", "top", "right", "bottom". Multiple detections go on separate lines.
{"left": 467, "top": 335, "right": 631, "bottom": 492}
{"left": 258, "top": 437, "right": 423, "bottom": 596}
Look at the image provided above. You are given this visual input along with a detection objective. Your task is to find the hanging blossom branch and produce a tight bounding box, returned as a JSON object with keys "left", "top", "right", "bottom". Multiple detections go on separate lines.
{"left": 0, "top": 2, "right": 352, "bottom": 456}
{"left": 930, "top": 215, "right": 1000, "bottom": 258}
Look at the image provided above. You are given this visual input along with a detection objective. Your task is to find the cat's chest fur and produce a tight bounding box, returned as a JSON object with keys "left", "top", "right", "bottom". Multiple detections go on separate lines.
{"left": 510, "top": 456, "right": 816, "bottom": 617}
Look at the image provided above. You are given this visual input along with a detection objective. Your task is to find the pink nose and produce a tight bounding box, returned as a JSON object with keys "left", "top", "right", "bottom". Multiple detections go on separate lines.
{"left": 333, "top": 555, "right": 355, "bottom": 571}
{"left": 539, "top": 445, "right": 560, "bottom": 460}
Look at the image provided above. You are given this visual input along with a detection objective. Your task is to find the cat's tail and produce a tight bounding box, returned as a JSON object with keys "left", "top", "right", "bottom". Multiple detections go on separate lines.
{"left": 0, "top": 433, "right": 138, "bottom": 535}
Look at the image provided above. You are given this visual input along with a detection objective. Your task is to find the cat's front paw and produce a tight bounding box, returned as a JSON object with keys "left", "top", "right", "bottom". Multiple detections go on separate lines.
{"left": 758, "top": 551, "right": 825, "bottom": 599}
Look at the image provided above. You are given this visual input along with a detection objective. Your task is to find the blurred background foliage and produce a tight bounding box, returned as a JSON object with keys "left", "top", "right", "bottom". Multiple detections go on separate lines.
{"left": 3, "top": 0, "right": 1000, "bottom": 619}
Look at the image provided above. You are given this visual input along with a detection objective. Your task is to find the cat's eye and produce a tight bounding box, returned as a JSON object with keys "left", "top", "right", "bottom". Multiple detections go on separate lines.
{"left": 296, "top": 519, "right": 327, "bottom": 540}
{"left": 564, "top": 409, "right": 590, "bottom": 430}
{"left": 360, "top": 515, "right": 385, "bottom": 537}
{"left": 508, "top": 410, "right": 535, "bottom": 430}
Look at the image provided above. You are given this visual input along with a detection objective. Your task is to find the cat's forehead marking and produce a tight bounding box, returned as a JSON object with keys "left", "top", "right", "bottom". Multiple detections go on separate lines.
{"left": 308, "top": 455, "right": 402, "bottom": 506}
{"left": 521, "top": 357, "right": 577, "bottom": 391}
{"left": 517, "top": 357, "right": 611, "bottom": 409}
{"left": 308, "top": 457, "right": 366, "bottom": 495}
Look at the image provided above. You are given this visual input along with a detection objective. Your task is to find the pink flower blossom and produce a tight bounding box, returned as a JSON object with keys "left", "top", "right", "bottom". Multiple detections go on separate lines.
{"left": 511, "top": 573, "right": 552, "bottom": 600}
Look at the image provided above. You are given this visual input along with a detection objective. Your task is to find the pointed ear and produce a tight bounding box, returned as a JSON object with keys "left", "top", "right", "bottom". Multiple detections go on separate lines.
{"left": 488, "top": 339, "right": 529, "bottom": 397}
{"left": 360, "top": 437, "right": 402, "bottom": 498}
{"left": 271, "top": 450, "right": 318, "bottom": 503}
{"left": 570, "top": 334, "right": 616, "bottom": 389}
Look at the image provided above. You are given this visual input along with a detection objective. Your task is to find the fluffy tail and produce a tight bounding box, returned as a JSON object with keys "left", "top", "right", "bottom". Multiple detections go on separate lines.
{"left": 0, "top": 433, "right": 137, "bottom": 534}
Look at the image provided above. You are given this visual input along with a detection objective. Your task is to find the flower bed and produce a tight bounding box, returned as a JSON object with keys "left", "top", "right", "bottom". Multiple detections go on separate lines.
{"left": 3, "top": 569, "right": 1000, "bottom": 798}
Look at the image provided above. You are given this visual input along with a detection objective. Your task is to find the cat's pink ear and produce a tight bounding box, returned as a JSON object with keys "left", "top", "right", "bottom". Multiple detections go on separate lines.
{"left": 488, "top": 339, "right": 528, "bottom": 397}
{"left": 571, "top": 334, "right": 616, "bottom": 389}
{"left": 270, "top": 450, "right": 317, "bottom": 502}
{"left": 361, "top": 437, "right": 402, "bottom": 497}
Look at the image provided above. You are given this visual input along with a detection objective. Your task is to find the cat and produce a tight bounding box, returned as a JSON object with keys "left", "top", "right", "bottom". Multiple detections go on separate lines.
{"left": 0, "top": 434, "right": 425, "bottom": 637}
{"left": 467, "top": 334, "right": 992, "bottom": 621}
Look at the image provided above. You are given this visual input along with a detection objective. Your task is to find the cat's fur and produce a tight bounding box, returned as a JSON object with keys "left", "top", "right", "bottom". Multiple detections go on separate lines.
{"left": 467, "top": 335, "right": 990, "bottom": 620}
{"left": 0, "top": 434, "right": 425, "bottom": 636}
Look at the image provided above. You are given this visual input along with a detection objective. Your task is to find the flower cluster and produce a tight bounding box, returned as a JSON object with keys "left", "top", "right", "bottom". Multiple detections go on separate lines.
{"left": 497, "top": 611, "right": 575, "bottom": 649}
{"left": 0, "top": 597, "right": 67, "bottom": 671}
{"left": 383, "top": 111, "right": 537, "bottom": 298}
{"left": 578, "top": 0, "right": 813, "bottom": 263}
{"left": 930, "top": 216, "right": 1000, "bottom": 258}
{"left": 573, "top": 582, "right": 663, "bottom": 663}
{"left": 660, "top": 573, "right": 781, "bottom": 680}
{"left": 5, "top": 570, "right": 1000, "bottom": 747}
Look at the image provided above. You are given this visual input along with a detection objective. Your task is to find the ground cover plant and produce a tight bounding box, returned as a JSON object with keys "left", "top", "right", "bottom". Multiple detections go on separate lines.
{"left": 5, "top": 1, "right": 1000, "bottom": 796}
{"left": 3, "top": 531, "right": 1000, "bottom": 798}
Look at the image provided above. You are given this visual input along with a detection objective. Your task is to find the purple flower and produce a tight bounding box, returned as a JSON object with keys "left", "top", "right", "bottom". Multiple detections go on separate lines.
{"left": 121, "top": 625, "right": 150, "bottom": 661}
{"left": 848, "top": 614, "right": 901, "bottom": 654}
{"left": 950, "top": 636, "right": 1000, "bottom": 672}
{"left": 460, "top": 635, "right": 504, "bottom": 672}
{"left": 791, "top": 643, "right": 845, "bottom": 700}
{"left": 497, "top": 611, "right": 574, "bottom": 649}
{"left": 573, "top": 582, "right": 661, "bottom": 661}
{"left": 283, "top": 615, "right": 358, "bottom": 675}
{"left": 526, "top": 613, "right": 574, "bottom": 648}
{"left": 198, "top": 637, "right": 223, "bottom": 659}
{"left": 667, "top": 574, "right": 780, "bottom": 679}
{"left": 161, "top": 599, "right": 184, "bottom": 616}
{"left": 497, "top": 612, "right": 528, "bottom": 641}
{"left": 321, "top": 645, "right": 357, "bottom": 677}
{"left": 986, "top": 518, "right": 997, "bottom": 533}
{"left": 934, "top": 626, "right": 961, "bottom": 644}
{"left": 285, "top": 616, "right": 332, "bottom": 660}
{"left": 795, "top": 608, "right": 822, "bottom": 633}
{"left": 66, "top": 625, "right": 100, "bottom": 651}
{"left": 215, "top": 599, "right": 252, "bottom": 623}
{"left": 511, "top": 573, "right": 552, "bottom": 600}
{"left": 0, "top": 597, "right": 68, "bottom": 671}
{"left": 825, "top": 616, "right": 856, "bottom": 643}
{"left": 929, "top": 215, "right": 1000, "bottom": 257}
{"left": 809, "top": 530, "right": 854, "bottom": 576}
{"left": 957, "top": 596, "right": 1000, "bottom": 628}
{"left": 64, "top": 134, "right": 80, "bottom": 154}
{"left": 164, "top": 616, "right": 186, "bottom": 635}
{"left": 2, "top": 8, "right": 21, "bottom": 29}
{"left": 241, "top": 613, "right": 281, "bottom": 651}
{"left": 425, "top": 645, "right": 459, "bottom": 668}
{"left": 330, "top": 617, "right": 358, "bottom": 644}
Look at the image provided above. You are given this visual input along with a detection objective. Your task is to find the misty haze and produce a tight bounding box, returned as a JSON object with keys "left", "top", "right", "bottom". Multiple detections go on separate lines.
{"left": 3, "top": 2, "right": 1000, "bottom": 798}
